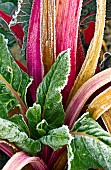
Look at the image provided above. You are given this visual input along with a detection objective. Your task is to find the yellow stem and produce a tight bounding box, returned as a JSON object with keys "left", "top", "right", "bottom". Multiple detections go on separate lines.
{"left": 67, "top": 0, "right": 106, "bottom": 106}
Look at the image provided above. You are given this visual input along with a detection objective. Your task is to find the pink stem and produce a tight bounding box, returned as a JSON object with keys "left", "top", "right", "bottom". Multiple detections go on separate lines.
{"left": 3, "top": 151, "right": 48, "bottom": 170}
{"left": 65, "top": 68, "right": 111, "bottom": 129}
{"left": 26, "top": 0, "right": 43, "bottom": 102}
{"left": 56, "top": 0, "right": 83, "bottom": 106}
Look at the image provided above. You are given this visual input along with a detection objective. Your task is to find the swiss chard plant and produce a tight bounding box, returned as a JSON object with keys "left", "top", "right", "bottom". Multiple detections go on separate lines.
{"left": 0, "top": 0, "right": 111, "bottom": 169}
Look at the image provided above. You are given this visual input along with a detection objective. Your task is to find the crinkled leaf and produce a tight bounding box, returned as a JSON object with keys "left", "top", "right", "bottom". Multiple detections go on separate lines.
{"left": 26, "top": 103, "right": 41, "bottom": 139}
{"left": 0, "top": 33, "right": 32, "bottom": 117}
{"left": 40, "top": 125, "right": 72, "bottom": 150}
{"left": 36, "top": 119, "right": 48, "bottom": 136}
{"left": 36, "top": 50, "right": 70, "bottom": 129}
{"left": 80, "top": 0, "right": 111, "bottom": 28}
{"left": 0, "top": 117, "right": 41, "bottom": 155}
{"left": 10, "top": 114, "right": 29, "bottom": 135}
{"left": 68, "top": 113, "right": 111, "bottom": 170}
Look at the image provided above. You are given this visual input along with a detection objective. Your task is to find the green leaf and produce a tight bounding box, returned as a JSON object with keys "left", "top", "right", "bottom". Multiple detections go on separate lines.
{"left": 36, "top": 119, "right": 48, "bottom": 136}
{"left": 80, "top": 0, "right": 111, "bottom": 28}
{"left": 40, "top": 125, "right": 72, "bottom": 150}
{"left": 26, "top": 103, "right": 41, "bottom": 139}
{"left": 68, "top": 113, "right": 111, "bottom": 170}
{"left": 0, "top": 18, "right": 15, "bottom": 46}
{"left": 0, "top": 117, "right": 41, "bottom": 155}
{"left": 0, "top": 33, "right": 32, "bottom": 117}
{"left": 0, "top": 2, "right": 15, "bottom": 15}
{"left": 36, "top": 50, "right": 70, "bottom": 129}
{"left": 10, "top": 114, "right": 29, "bottom": 135}
{"left": 10, "top": 0, "right": 33, "bottom": 59}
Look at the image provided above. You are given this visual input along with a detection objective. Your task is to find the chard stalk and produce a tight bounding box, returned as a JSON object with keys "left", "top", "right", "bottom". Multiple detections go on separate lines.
{"left": 26, "top": 0, "right": 43, "bottom": 102}
{"left": 88, "top": 86, "right": 111, "bottom": 120}
{"left": 67, "top": 0, "right": 106, "bottom": 105}
{"left": 101, "top": 110, "right": 111, "bottom": 133}
{"left": 65, "top": 68, "right": 111, "bottom": 129}
{"left": 0, "top": 140, "right": 18, "bottom": 157}
{"left": 56, "top": 0, "right": 83, "bottom": 104}
{"left": 3, "top": 151, "right": 48, "bottom": 170}
{"left": 40, "top": 0, "right": 56, "bottom": 75}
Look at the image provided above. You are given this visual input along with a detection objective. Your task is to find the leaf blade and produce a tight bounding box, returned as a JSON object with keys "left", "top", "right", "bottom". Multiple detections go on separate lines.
{"left": 40, "top": 125, "right": 72, "bottom": 150}
{"left": 0, "top": 118, "right": 41, "bottom": 155}
{"left": 68, "top": 113, "right": 111, "bottom": 170}
{"left": 0, "top": 33, "right": 32, "bottom": 116}
{"left": 36, "top": 50, "right": 70, "bottom": 129}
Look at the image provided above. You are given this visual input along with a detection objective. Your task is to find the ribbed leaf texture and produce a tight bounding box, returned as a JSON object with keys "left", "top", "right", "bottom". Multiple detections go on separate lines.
{"left": 36, "top": 50, "right": 70, "bottom": 129}
{"left": 40, "top": 125, "right": 72, "bottom": 150}
{"left": 68, "top": 113, "right": 111, "bottom": 170}
{"left": 0, "top": 118, "right": 41, "bottom": 156}
{"left": 0, "top": 33, "right": 32, "bottom": 117}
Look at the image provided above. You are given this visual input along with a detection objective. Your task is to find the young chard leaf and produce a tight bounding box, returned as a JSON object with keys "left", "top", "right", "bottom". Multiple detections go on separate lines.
{"left": 36, "top": 119, "right": 48, "bottom": 136}
{"left": 40, "top": 125, "right": 72, "bottom": 150}
{"left": 0, "top": 117, "right": 41, "bottom": 156}
{"left": 0, "top": 33, "right": 32, "bottom": 117}
{"left": 26, "top": 103, "right": 41, "bottom": 139}
{"left": 36, "top": 50, "right": 70, "bottom": 129}
{"left": 68, "top": 113, "right": 111, "bottom": 170}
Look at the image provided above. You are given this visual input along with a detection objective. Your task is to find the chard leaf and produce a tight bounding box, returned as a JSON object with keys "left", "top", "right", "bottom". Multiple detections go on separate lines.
{"left": 0, "top": 33, "right": 32, "bottom": 117}
{"left": 0, "top": 17, "right": 15, "bottom": 46}
{"left": 10, "top": 114, "right": 29, "bottom": 135}
{"left": 80, "top": 0, "right": 111, "bottom": 28}
{"left": 0, "top": 2, "right": 15, "bottom": 15}
{"left": 40, "top": 125, "right": 72, "bottom": 150}
{"left": 10, "top": 0, "right": 33, "bottom": 59}
{"left": 26, "top": 103, "right": 41, "bottom": 139}
{"left": 68, "top": 113, "right": 111, "bottom": 170}
{"left": 36, "top": 119, "right": 48, "bottom": 136}
{"left": 36, "top": 50, "right": 70, "bottom": 129}
{"left": 0, "top": 117, "right": 41, "bottom": 156}
{"left": 11, "top": 0, "right": 32, "bottom": 25}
